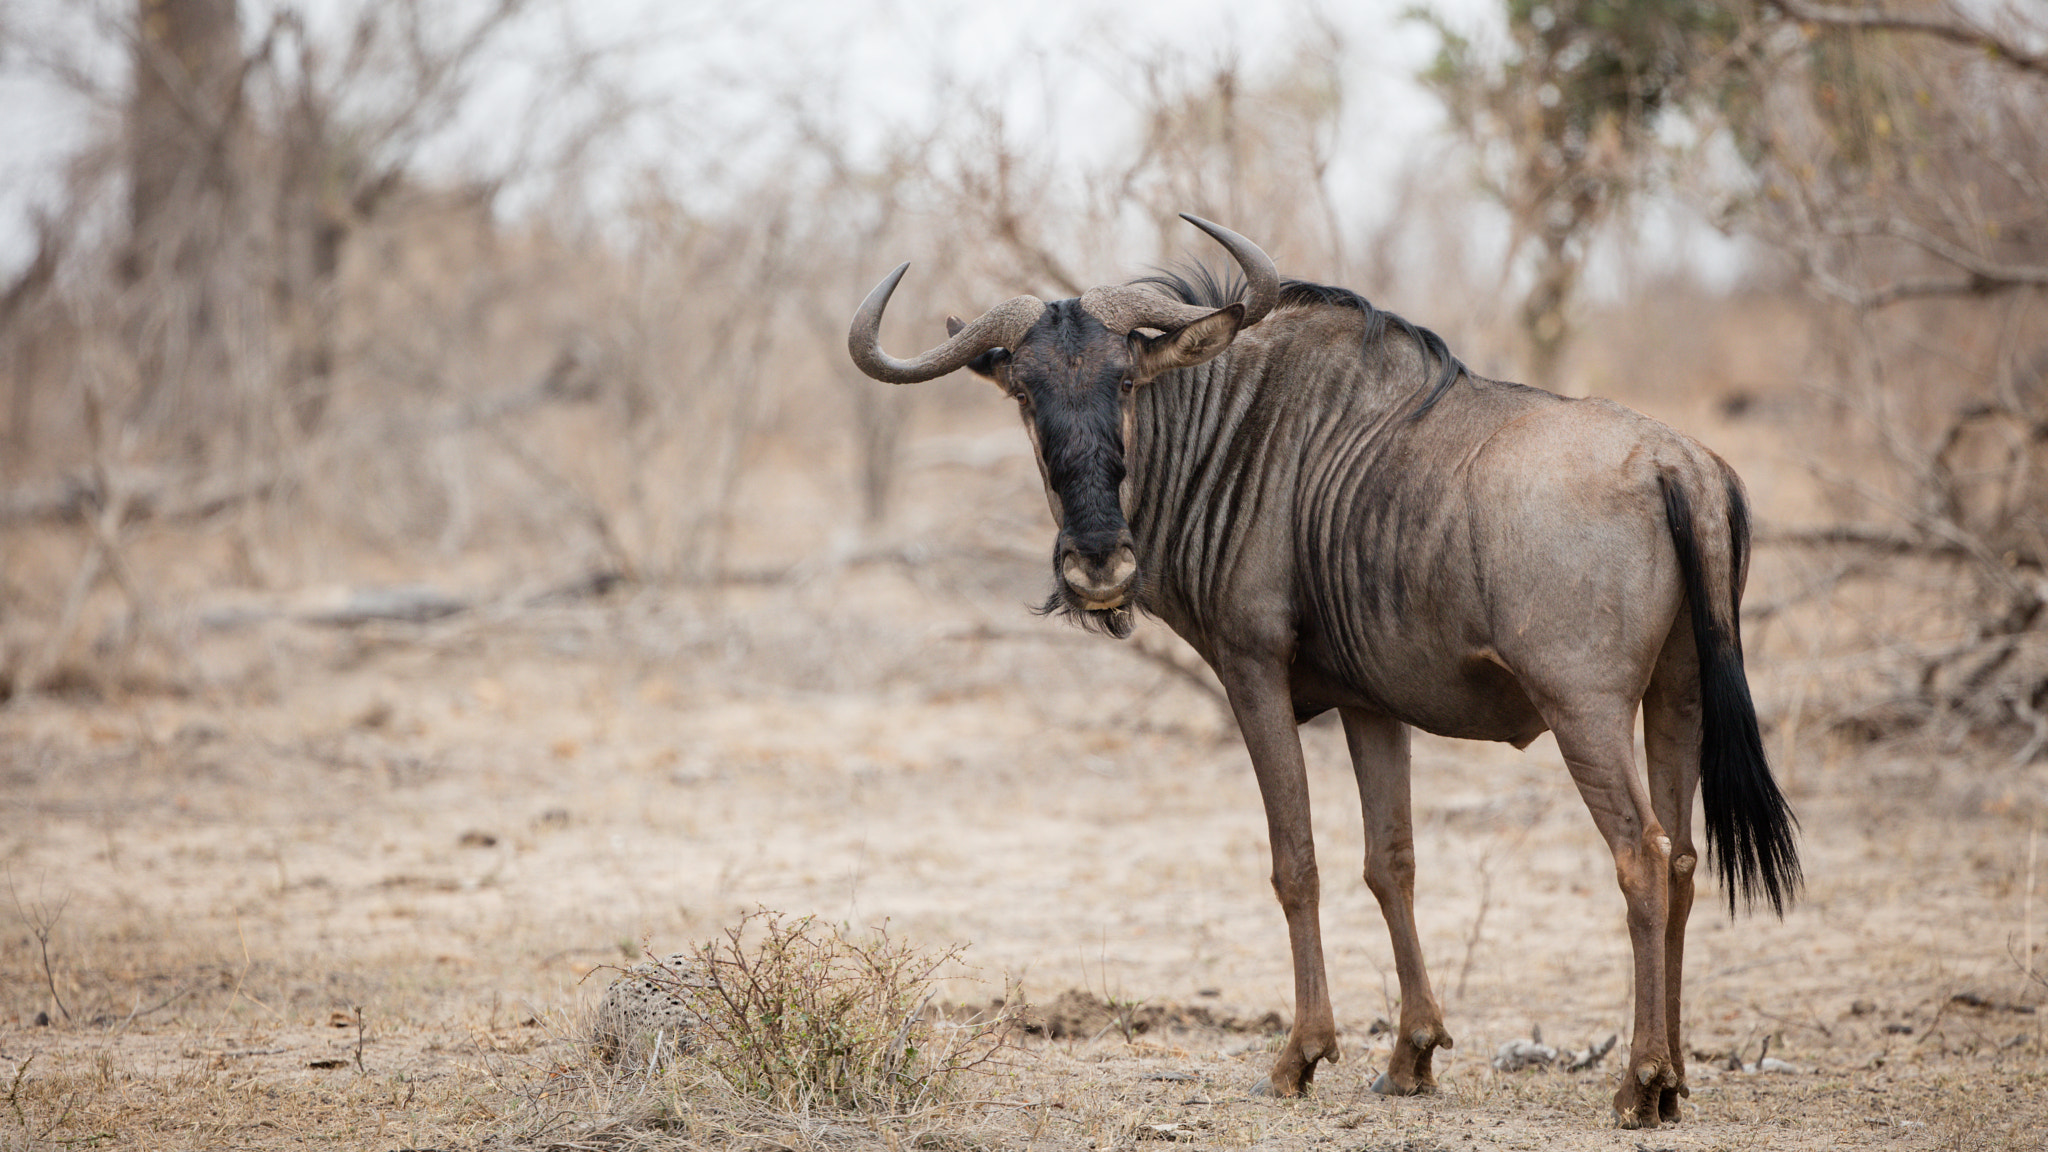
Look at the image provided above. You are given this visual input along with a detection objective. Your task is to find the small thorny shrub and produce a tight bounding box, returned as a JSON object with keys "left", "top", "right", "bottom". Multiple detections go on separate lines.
{"left": 647, "top": 912, "right": 1016, "bottom": 1113}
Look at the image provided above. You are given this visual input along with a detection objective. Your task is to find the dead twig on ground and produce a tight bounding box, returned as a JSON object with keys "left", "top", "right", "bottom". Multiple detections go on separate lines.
{"left": 114, "top": 985, "right": 193, "bottom": 1034}
{"left": 7, "top": 875, "right": 72, "bottom": 1025}
{"left": 1454, "top": 853, "right": 1494, "bottom": 1003}
{"left": 353, "top": 1005, "right": 368, "bottom": 1074}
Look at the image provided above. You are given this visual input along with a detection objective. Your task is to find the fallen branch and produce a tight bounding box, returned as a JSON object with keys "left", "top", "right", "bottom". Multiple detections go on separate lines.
{"left": 115, "top": 986, "right": 193, "bottom": 1034}
{"left": 0, "top": 467, "right": 281, "bottom": 527}
{"left": 1489, "top": 1027, "right": 1616, "bottom": 1073}
{"left": 1726, "top": 1032, "right": 1806, "bottom": 1074}
{"left": 0, "top": 348, "right": 581, "bottom": 530}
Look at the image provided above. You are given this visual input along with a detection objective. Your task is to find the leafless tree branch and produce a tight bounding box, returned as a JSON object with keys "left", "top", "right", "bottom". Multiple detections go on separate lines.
{"left": 1758, "top": 523, "right": 1969, "bottom": 559}
{"left": 1820, "top": 215, "right": 2048, "bottom": 299}
{"left": 1769, "top": 0, "right": 2048, "bottom": 77}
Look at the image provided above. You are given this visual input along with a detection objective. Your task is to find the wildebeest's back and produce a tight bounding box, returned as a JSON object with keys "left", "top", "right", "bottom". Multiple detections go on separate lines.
{"left": 1288, "top": 359, "right": 1721, "bottom": 744}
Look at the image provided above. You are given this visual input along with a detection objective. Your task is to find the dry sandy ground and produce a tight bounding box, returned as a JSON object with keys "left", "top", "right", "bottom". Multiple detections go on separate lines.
{"left": 4, "top": 400, "right": 2047, "bottom": 1151}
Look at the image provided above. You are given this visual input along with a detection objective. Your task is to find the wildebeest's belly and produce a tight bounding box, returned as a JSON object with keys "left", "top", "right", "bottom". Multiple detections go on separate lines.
{"left": 1288, "top": 642, "right": 1551, "bottom": 746}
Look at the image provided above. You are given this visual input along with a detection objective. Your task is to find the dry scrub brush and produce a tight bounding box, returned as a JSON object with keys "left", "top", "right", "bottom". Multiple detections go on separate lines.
{"left": 0, "top": 0, "right": 678, "bottom": 695}
{"left": 0, "top": 5, "right": 1429, "bottom": 704}
{"left": 515, "top": 915, "right": 1017, "bottom": 1149}
{"left": 5, "top": 7, "right": 1513, "bottom": 718}
{"left": 1710, "top": 2, "right": 2048, "bottom": 761}
{"left": 637, "top": 914, "right": 1014, "bottom": 1115}
{"left": 1404, "top": 1, "right": 2048, "bottom": 761}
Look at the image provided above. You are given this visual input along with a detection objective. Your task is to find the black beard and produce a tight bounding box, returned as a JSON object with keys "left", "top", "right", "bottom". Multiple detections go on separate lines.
{"left": 1034, "top": 583, "right": 1139, "bottom": 640}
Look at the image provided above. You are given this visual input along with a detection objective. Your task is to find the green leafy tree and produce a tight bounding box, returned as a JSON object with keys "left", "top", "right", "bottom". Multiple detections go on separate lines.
{"left": 1416, "top": 0, "right": 1738, "bottom": 389}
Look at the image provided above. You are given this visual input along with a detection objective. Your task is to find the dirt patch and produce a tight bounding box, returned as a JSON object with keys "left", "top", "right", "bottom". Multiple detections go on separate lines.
{"left": 1007, "top": 989, "right": 1287, "bottom": 1042}
{"left": 3, "top": 402, "right": 2047, "bottom": 1150}
{"left": 4, "top": 571, "right": 2044, "bottom": 1150}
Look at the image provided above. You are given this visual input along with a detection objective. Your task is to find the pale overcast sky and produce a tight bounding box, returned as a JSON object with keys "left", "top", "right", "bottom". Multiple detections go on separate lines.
{"left": 0, "top": 0, "right": 1496, "bottom": 272}
{"left": 0, "top": 0, "right": 1744, "bottom": 291}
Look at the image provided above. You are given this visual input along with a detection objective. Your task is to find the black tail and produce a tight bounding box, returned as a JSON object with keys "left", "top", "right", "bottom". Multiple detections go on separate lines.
{"left": 1661, "top": 474, "right": 1801, "bottom": 916}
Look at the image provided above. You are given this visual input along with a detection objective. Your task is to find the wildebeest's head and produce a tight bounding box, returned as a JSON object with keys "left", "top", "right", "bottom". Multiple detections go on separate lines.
{"left": 848, "top": 215, "right": 1278, "bottom": 638}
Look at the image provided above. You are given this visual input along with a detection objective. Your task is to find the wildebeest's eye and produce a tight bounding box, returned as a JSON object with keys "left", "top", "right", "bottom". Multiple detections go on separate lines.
{"left": 1120, "top": 376, "right": 1135, "bottom": 394}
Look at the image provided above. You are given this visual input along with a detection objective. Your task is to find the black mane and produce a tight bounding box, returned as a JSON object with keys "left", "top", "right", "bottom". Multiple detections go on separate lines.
{"left": 1132, "top": 266, "right": 1468, "bottom": 419}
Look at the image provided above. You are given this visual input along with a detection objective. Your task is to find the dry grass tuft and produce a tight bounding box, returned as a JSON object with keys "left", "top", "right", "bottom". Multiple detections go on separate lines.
{"left": 500, "top": 914, "right": 1025, "bottom": 1149}
{"left": 632, "top": 914, "right": 1016, "bottom": 1114}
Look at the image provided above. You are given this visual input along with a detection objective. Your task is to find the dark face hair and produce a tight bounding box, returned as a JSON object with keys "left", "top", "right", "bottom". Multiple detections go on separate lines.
{"left": 847, "top": 217, "right": 1268, "bottom": 638}
{"left": 972, "top": 302, "right": 1145, "bottom": 637}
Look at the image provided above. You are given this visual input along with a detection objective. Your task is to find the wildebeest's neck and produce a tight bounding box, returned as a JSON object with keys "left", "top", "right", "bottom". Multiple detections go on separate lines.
{"left": 1122, "top": 300, "right": 1467, "bottom": 645}
{"left": 1131, "top": 273, "right": 1466, "bottom": 417}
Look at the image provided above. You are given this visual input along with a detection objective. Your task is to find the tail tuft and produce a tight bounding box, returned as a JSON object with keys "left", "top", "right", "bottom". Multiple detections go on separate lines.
{"left": 1662, "top": 475, "right": 1802, "bottom": 916}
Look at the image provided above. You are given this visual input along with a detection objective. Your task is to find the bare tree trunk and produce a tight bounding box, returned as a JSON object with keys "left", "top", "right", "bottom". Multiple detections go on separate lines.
{"left": 1519, "top": 231, "right": 1580, "bottom": 394}
{"left": 0, "top": 227, "right": 60, "bottom": 474}
{"left": 273, "top": 56, "right": 349, "bottom": 435}
{"left": 128, "top": 0, "right": 244, "bottom": 275}
{"left": 126, "top": 0, "right": 248, "bottom": 447}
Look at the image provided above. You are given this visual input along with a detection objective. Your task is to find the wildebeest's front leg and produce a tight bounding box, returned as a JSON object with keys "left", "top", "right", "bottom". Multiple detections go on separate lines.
{"left": 1220, "top": 656, "right": 1338, "bottom": 1096}
{"left": 1340, "top": 709, "right": 1453, "bottom": 1094}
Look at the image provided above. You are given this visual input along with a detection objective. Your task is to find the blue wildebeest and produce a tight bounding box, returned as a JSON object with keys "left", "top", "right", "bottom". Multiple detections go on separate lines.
{"left": 847, "top": 216, "right": 1798, "bottom": 1129}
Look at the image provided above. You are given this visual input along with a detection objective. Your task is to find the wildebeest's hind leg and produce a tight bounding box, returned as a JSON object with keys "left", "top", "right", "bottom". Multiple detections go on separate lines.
{"left": 1219, "top": 656, "right": 1339, "bottom": 1096}
{"left": 1642, "top": 629, "right": 1704, "bottom": 1124}
{"left": 1544, "top": 699, "right": 1677, "bottom": 1130}
{"left": 1341, "top": 709, "right": 1454, "bottom": 1094}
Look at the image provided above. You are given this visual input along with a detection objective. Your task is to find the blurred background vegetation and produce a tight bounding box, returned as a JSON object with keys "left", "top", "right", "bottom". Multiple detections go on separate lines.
{"left": 0, "top": 0, "right": 2043, "bottom": 764}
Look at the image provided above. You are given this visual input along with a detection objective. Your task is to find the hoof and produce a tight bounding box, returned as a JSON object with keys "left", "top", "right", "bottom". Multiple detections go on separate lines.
{"left": 1370, "top": 1071, "right": 1433, "bottom": 1097}
{"left": 1372, "top": 1022, "right": 1448, "bottom": 1096}
{"left": 1613, "top": 1107, "right": 1660, "bottom": 1131}
{"left": 1612, "top": 1064, "right": 1677, "bottom": 1129}
{"left": 1258, "top": 1040, "right": 1328, "bottom": 1100}
{"left": 1251, "top": 1073, "right": 1312, "bottom": 1099}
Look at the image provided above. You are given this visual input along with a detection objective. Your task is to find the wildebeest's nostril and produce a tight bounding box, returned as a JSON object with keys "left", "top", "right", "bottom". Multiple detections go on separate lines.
{"left": 1061, "top": 544, "right": 1139, "bottom": 605}
{"left": 1106, "top": 548, "right": 1137, "bottom": 587}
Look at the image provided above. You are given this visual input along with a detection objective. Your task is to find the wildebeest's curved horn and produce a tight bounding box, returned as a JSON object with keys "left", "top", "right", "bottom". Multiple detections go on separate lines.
{"left": 848, "top": 262, "right": 1046, "bottom": 384}
{"left": 1078, "top": 214, "right": 1281, "bottom": 335}
{"left": 1077, "top": 286, "right": 1223, "bottom": 336}
{"left": 1179, "top": 213, "right": 1278, "bottom": 327}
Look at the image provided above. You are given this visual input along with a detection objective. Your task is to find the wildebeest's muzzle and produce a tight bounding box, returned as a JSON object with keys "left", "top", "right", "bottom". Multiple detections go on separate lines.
{"left": 1058, "top": 528, "right": 1139, "bottom": 611}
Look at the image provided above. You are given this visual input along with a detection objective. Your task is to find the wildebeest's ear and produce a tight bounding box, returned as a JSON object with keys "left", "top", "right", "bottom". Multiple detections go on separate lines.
{"left": 948, "top": 317, "right": 1012, "bottom": 383}
{"left": 963, "top": 347, "right": 1010, "bottom": 381}
{"left": 1130, "top": 303, "right": 1245, "bottom": 383}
